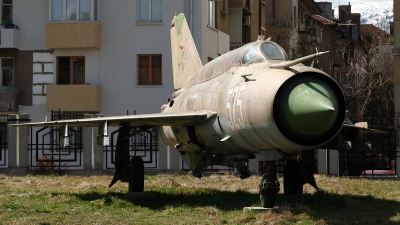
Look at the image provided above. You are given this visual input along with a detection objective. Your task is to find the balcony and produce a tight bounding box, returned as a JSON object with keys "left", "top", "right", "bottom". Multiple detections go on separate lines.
{"left": 0, "top": 24, "right": 19, "bottom": 49}
{"left": 46, "top": 85, "right": 101, "bottom": 112}
{"left": 46, "top": 22, "right": 101, "bottom": 49}
{"left": 0, "top": 87, "right": 18, "bottom": 112}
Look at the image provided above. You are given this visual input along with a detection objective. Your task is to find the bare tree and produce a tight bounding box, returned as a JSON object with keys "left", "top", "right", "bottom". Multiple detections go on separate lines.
{"left": 341, "top": 24, "right": 393, "bottom": 127}
{"left": 265, "top": 17, "right": 394, "bottom": 127}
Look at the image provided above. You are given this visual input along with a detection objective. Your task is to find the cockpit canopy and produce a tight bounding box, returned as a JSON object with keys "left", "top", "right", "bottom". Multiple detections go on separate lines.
{"left": 188, "top": 40, "right": 289, "bottom": 87}
{"left": 237, "top": 41, "right": 288, "bottom": 65}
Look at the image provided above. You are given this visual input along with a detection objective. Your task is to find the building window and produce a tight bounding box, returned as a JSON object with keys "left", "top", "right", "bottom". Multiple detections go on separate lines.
{"left": 208, "top": 1, "right": 215, "bottom": 27}
{"left": 2, "top": 0, "right": 12, "bottom": 25}
{"left": 138, "top": 55, "right": 162, "bottom": 85}
{"left": 139, "top": 0, "right": 162, "bottom": 22}
{"left": 1, "top": 58, "right": 13, "bottom": 86}
{"left": 50, "top": 0, "right": 97, "bottom": 21}
{"left": 57, "top": 56, "right": 85, "bottom": 85}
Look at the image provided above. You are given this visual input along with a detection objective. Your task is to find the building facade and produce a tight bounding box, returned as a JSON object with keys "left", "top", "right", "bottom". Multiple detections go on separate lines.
{"left": 1, "top": 0, "right": 268, "bottom": 174}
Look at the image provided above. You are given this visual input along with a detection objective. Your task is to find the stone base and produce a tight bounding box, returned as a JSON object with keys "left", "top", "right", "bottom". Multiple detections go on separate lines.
{"left": 125, "top": 191, "right": 156, "bottom": 199}
{"left": 243, "top": 206, "right": 291, "bottom": 213}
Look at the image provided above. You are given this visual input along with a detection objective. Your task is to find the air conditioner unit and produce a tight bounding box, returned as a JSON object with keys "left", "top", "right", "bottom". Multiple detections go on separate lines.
{"left": 243, "top": 16, "right": 251, "bottom": 26}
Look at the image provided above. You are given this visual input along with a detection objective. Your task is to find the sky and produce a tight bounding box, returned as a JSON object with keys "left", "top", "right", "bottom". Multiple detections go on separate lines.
{"left": 314, "top": 0, "right": 393, "bottom": 28}
{"left": 314, "top": 0, "right": 392, "bottom": 8}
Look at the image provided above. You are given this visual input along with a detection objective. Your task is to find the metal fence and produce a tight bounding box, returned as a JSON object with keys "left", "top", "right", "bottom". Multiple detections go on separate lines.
{"left": 104, "top": 127, "right": 159, "bottom": 169}
{"left": 28, "top": 112, "right": 84, "bottom": 170}
{"left": 339, "top": 129, "right": 397, "bottom": 176}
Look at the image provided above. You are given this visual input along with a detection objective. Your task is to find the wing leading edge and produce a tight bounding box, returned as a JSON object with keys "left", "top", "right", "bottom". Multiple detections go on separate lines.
{"left": 10, "top": 110, "right": 217, "bottom": 127}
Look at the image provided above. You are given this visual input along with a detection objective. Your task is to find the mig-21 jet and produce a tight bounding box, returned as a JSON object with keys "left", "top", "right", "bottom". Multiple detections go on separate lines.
{"left": 14, "top": 14, "right": 383, "bottom": 208}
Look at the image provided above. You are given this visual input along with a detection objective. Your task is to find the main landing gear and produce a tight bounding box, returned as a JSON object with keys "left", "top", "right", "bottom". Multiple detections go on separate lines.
{"left": 109, "top": 126, "right": 145, "bottom": 193}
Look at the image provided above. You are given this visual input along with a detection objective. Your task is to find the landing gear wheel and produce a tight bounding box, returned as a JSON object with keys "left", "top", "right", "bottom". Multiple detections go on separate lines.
{"left": 284, "top": 160, "right": 303, "bottom": 195}
{"left": 259, "top": 161, "right": 280, "bottom": 208}
{"left": 260, "top": 188, "right": 278, "bottom": 208}
{"left": 128, "top": 156, "right": 144, "bottom": 192}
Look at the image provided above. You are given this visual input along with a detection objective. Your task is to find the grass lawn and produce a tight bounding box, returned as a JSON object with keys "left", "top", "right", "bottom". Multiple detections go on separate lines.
{"left": 0, "top": 173, "right": 399, "bottom": 224}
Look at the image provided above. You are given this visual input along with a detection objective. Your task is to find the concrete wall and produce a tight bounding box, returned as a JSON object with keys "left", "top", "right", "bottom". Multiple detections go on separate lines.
{"left": 15, "top": 51, "right": 33, "bottom": 106}
{"left": 13, "top": 0, "right": 48, "bottom": 50}
{"left": 318, "top": 149, "right": 340, "bottom": 175}
{"left": 32, "top": 50, "right": 53, "bottom": 105}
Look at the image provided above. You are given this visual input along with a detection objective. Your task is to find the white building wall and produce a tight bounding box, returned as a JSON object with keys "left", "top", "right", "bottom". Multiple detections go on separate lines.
{"left": 97, "top": 0, "right": 186, "bottom": 116}
{"left": 13, "top": 0, "right": 48, "bottom": 50}
{"left": 14, "top": 0, "right": 233, "bottom": 172}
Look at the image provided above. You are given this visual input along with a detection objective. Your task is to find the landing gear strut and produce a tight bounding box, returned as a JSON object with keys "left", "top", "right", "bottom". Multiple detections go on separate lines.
{"left": 259, "top": 161, "right": 280, "bottom": 208}
{"left": 283, "top": 160, "right": 303, "bottom": 195}
{"left": 284, "top": 150, "right": 318, "bottom": 195}
{"left": 109, "top": 126, "right": 146, "bottom": 193}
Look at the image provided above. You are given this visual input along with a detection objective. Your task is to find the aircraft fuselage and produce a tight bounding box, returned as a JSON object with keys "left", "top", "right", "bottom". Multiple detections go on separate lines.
{"left": 160, "top": 63, "right": 345, "bottom": 156}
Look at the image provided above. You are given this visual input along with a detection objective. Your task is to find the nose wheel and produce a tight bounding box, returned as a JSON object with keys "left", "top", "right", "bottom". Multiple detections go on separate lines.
{"left": 259, "top": 161, "right": 280, "bottom": 208}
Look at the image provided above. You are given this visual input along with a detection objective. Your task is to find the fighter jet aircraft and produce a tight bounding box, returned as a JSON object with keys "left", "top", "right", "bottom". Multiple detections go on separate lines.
{"left": 14, "top": 14, "right": 384, "bottom": 208}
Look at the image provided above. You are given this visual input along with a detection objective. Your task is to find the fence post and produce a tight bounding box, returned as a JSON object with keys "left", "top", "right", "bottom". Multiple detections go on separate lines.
{"left": 395, "top": 118, "right": 400, "bottom": 176}
{"left": 317, "top": 149, "right": 328, "bottom": 174}
{"left": 329, "top": 150, "right": 339, "bottom": 175}
{"left": 7, "top": 113, "right": 30, "bottom": 175}
{"left": 83, "top": 114, "right": 103, "bottom": 173}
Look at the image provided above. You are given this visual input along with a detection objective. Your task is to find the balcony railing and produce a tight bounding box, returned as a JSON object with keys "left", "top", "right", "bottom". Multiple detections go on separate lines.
{"left": 46, "top": 22, "right": 101, "bottom": 49}
{"left": 0, "top": 24, "right": 19, "bottom": 48}
{"left": 46, "top": 85, "right": 101, "bottom": 112}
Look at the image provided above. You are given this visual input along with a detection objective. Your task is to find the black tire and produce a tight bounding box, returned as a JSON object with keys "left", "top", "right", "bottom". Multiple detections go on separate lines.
{"left": 284, "top": 160, "right": 303, "bottom": 195}
{"left": 128, "top": 156, "right": 144, "bottom": 192}
{"left": 260, "top": 189, "right": 277, "bottom": 208}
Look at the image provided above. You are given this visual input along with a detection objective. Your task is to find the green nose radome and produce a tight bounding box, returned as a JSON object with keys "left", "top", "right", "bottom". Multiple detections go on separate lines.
{"left": 284, "top": 82, "right": 339, "bottom": 137}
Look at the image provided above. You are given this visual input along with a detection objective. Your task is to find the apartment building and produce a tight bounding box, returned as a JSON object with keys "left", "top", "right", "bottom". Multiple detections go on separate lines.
{"left": 264, "top": 0, "right": 322, "bottom": 59}
{"left": 0, "top": 0, "right": 269, "bottom": 174}
{"left": 228, "top": 0, "right": 265, "bottom": 49}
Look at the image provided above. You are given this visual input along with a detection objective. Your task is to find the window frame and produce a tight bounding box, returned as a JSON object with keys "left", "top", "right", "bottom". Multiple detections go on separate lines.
{"left": 2, "top": 0, "right": 12, "bottom": 25}
{"left": 138, "top": 0, "right": 162, "bottom": 23}
{"left": 57, "top": 56, "right": 85, "bottom": 85}
{"left": 49, "top": 0, "right": 96, "bottom": 22}
{"left": 0, "top": 57, "right": 13, "bottom": 87}
{"left": 137, "top": 54, "right": 162, "bottom": 85}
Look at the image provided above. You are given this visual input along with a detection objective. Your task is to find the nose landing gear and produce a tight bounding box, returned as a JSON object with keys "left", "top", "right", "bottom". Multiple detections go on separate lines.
{"left": 259, "top": 161, "right": 280, "bottom": 208}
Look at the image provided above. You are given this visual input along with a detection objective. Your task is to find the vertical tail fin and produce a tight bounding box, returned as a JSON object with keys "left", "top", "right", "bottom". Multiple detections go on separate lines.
{"left": 170, "top": 14, "right": 202, "bottom": 90}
